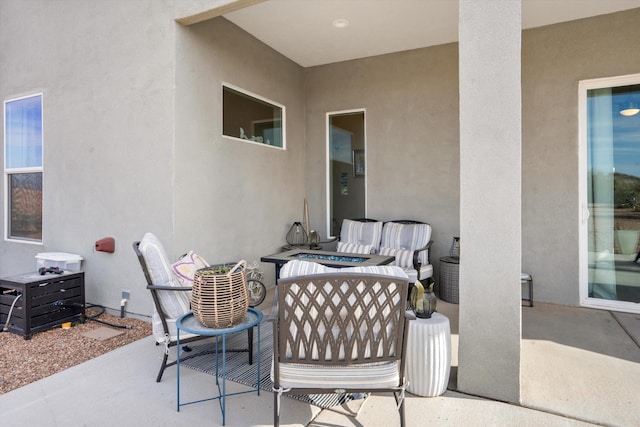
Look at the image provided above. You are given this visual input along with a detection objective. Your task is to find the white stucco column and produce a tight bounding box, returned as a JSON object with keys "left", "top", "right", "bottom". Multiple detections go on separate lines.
{"left": 458, "top": 0, "right": 522, "bottom": 403}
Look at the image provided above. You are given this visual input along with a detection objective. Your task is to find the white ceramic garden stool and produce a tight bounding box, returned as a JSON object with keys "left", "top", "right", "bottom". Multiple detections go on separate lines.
{"left": 405, "top": 312, "right": 451, "bottom": 397}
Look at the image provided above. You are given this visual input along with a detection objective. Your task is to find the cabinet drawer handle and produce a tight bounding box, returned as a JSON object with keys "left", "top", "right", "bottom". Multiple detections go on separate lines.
{"left": 38, "top": 283, "right": 48, "bottom": 287}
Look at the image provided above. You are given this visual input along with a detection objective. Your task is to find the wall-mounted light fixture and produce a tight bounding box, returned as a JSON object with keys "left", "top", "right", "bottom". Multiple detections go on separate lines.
{"left": 620, "top": 98, "right": 640, "bottom": 116}
{"left": 332, "top": 18, "right": 349, "bottom": 28}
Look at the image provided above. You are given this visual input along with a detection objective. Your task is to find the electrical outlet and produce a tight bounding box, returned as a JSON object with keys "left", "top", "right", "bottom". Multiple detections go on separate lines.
{"left": 122, "top": 290, "right": 130, "bottom": 300}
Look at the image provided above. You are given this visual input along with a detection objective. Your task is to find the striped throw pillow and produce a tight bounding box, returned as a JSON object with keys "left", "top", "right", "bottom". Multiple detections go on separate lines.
{"left": 379, "top": 247, "right": 415, "bottom": 269}
{"left": 336, "top": 241, "right": 374, "bottom": 254}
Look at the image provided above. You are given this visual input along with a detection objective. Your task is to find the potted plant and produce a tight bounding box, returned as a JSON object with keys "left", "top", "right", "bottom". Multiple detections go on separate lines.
{"left": 191, "top": 260, "right": 249, "bottom": 327}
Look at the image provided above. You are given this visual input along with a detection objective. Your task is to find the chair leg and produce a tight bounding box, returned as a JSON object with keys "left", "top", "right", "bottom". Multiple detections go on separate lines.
{"left": 274, "top": 390, "right": 280, "bottom": 427}
{"left": 398, "top": 391, "right": 406, "bottom": 427}
{"left": 156, "top": 352, "right": 169, "bottom": 382}
{"left": 247, "top": 326, "right": 254, "bottom": 365}
{"left": 521, "top": 275, "right": 534, "bottom": 307}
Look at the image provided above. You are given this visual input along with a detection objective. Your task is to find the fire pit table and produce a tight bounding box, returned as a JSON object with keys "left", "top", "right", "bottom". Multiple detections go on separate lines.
{"left": 261, "top": 249, "right": 395, "bottom": 281}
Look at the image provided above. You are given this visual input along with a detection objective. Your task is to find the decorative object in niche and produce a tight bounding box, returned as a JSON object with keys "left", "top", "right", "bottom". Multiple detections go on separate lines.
{"left": 353, "top": 149, "right": 365, "bottom": 177}
{"left": 222, "top": 84, "right": 284, "bottom": 148}
{"left": 239, "top": 127, "right": 264, "bottom": 143}
{"left": 449, "top": 237, "right": 460, "bottom": 257}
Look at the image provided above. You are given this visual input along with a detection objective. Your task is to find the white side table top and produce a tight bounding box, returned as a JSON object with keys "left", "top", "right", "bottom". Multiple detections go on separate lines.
{"left": 410, "top": 311, "right": 450, "bottom": 325}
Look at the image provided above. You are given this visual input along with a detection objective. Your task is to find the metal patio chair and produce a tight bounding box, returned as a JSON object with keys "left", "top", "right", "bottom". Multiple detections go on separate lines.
{"left": 133, "top": 232, "right": 263, "bottom": 382}
{"left": 270, "top": 272, "right": 410, "bottom": 426}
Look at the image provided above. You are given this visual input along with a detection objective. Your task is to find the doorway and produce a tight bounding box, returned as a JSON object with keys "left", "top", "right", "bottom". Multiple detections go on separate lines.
{"left": 579, "top": 75, "right": 640, "bottom": 314}
{"left": 327, "top": 110, "right": 366, "bottom": 237}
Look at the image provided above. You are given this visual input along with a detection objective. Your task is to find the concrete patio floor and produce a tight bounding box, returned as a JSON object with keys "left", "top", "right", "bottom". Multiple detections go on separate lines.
{"left": 1, "top": 296, "right": 639, "bottom": 427}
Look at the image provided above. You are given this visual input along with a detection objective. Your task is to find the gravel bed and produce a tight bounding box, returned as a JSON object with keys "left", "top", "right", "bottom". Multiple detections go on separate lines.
{"left": 0, "top": 308, "right": 151, "bottom": 394}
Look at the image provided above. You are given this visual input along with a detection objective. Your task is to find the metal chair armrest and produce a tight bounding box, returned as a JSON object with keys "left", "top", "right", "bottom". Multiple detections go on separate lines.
{"left": 411, "top": 240, "right": 433, "bottom": 271}
{"left": 146, "top": 284, "right": 193, "bottom": 292}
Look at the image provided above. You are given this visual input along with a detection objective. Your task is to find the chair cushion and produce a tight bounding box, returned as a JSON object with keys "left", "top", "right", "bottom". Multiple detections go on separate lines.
{"left": 151, "top": 310, "right": 199, "bottom": 343}
{"left": 419, "top": 263, "right": 433, "bottom": 280}
{"left": 279, "top": 259, "right": 408, "bottom": 281}
{"left": 138, "top": 232, "right": 191, "bottom": 319}
{"left": 280, "top": 259, "right": 332, "bottom": 278}
{"left": 339, "top": 219, "right": 383, "bottom": 252}
{"left": 377, "top": 247, "right": 434, "bottom": 281}
{"left": 336, "top": 241, "right": 373, "bottom": 254}
{"left": 402, "top": 264, "right": 433, "bottom": 281}
{"left": 272, "top": 360, "right": 400, "bottom": 389}
{"left": 380, "top": 222, "right": 431, "bottom": 265}
{"left": 172, "top": 251, "right": 209, "bottom": 286}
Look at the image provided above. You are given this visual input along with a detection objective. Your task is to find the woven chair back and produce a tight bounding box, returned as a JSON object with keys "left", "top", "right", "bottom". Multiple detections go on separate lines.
{"left": 276, "top": 273, "right": 408, "bottom": 365}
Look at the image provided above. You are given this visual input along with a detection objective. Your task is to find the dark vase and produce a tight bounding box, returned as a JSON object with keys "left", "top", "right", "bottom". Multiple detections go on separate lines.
{"left": 410, "top": 279, "right": 437, "bottom": 319}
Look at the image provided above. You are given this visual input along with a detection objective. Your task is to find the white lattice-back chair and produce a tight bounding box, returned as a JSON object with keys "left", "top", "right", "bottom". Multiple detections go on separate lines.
{"left": 270, "top": 267, "right": 410, "bottom": 427}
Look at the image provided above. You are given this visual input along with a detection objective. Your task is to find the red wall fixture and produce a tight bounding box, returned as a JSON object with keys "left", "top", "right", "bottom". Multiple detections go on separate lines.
{"left": 95, "top": 237, "right": 115, "bottom": 253}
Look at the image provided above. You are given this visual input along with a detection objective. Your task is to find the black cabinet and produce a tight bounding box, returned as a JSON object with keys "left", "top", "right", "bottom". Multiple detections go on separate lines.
{"left": 0, "top": 271, "right": 85, "bottom": 339}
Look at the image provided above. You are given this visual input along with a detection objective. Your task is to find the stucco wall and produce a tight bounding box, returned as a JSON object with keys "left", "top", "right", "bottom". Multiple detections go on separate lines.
{"left": 173, "top": 17, "right": 306, "bottom": 278}
{"left": 0, "top": 0, "right": 176, "bottom": 317}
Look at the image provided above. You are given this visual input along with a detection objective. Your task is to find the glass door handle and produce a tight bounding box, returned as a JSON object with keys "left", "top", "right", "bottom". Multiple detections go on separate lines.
{"left": 581, "top": 204, "right": 590, "bottom": 224}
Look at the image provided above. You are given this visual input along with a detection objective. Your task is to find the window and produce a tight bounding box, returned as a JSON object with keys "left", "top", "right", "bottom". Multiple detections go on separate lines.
{"left": 4, "top": 94, "right": 43, "bottom": 242}
{"left": 222, "top": 84, "right": 285, "bottom": 148}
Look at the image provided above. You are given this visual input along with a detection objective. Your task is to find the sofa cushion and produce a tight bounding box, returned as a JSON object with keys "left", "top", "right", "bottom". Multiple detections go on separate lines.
{"left": 138, "top": 232, "right": 191, "bottom": 319}
{"left": 339, "top": 219, "right": 383, "bottom": 252}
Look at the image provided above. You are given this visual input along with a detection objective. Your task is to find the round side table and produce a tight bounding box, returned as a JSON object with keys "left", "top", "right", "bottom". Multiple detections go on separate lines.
{"left": 405, "top": 312, "right": 451, "bottom": 397}
{"left": 176, "top": 308, "right": 263, "bottom": 426}
{"left": 439, "top": 256, "right": 459, "bottom": 304}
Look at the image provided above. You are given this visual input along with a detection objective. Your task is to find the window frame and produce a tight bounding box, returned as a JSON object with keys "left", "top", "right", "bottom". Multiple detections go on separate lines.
{"left": 578, "top": 73, "right": 640, "bottom": 314}
{"left": 222, "top": 83, "right": 286, "bottom": 150}
{"left": 4, "top": 93, "right": 44, "bottom": 244}
{"left": 325, "top": 108, "right": 367, "bottom": 238}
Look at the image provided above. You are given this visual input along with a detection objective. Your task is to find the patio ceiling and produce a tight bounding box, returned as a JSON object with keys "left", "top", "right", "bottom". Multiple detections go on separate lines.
{"left": 218, "top": 0, "right": 640, "bottom": 67}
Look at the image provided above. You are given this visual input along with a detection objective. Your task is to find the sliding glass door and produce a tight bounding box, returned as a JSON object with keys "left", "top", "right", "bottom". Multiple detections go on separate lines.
{"left": 580, "top": 74, "right": 640, "bottom": 313}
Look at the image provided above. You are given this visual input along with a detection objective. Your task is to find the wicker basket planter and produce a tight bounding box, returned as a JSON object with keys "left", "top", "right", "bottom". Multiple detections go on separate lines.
{"left": 439, "top": 256, "right": 459, "bottom": 304}
{"left": 191, "top": 260, "right": 249, "bottom": 328}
